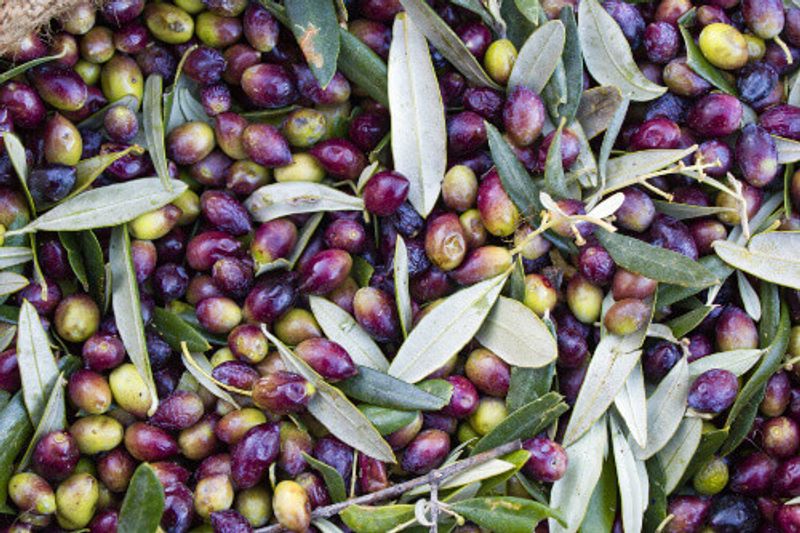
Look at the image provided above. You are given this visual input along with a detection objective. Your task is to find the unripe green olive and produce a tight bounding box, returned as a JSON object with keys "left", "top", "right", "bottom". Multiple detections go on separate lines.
{"left": 54, "top": 293, "right": 99, "bottom": 343}
{"left": 273, "top": 480, "right": 311, "bottom": 532}
{"left": 109, "top": 363, "right": 153, "bottom": 418}
{"left": 442, "top": 165, "right": 478, "bottom": 212}
{"left": 468, "top": 397, "right": 508, "bottom": 435}
{"left": 692, "top": 456, "right": 729, "bottom": 495}
{"left": 273, "top": 308, "right": 322, "bottom": 345}
{"left": 74, "top": 59, "right": 101, "bottom": 85}
{"left": 236, "top": 486, "right": 272, "bottom": 527}
{"left": 274, "top": 153, "right": 325, "bottom": 183}
{"left": 790, "top": 326, "right": 800, "bottom": 357}
{"left": 173, "top": 189, "right": 201, "bottom": 226}
{"left": 523, "top": 273, "right": 558, "bottom": 317}
{"left": 144, "top": 3, "right": 195, "bottom": 44}
{"left": 175, "top": 0, "right": 205, "bottom": 14}
{"left": 70, "top": 415, "right": 124, "bottom": 454}
{"left": 194, "top": 474, "right": 234, "bottom": 519}
{"left": 55, "top": 473, "right": 99, "bottom": 529}
{"left": 457, "top": 420, "right": 480, "bottom": 444}
{"left": 698, "top": 23, "right": 749, "bottom": 70}
{"left": 484, "top": 39, "right": 517, "bottom": 85}
{"left": 210, "top": 347, "right": 236, "bottom": 367}
{"left": 566, "top": 276, "right": 603, "bottom": 324}
{"left": 283, "top": 108, "right": 328, "bottom": 148}
{"left": 179, "top": 416, "right": 219, "bottom": 461}
{"left": 44, "top": 114, "right": 82, "bottom": 167}
{"left": 100, "top": 55, "right": 144, "bottom": 106}
{"left": 9, "top": 473, "right": 56, "bottom": 515}
{"left": 128, "top": 204, "right": 182, "bottom": 240}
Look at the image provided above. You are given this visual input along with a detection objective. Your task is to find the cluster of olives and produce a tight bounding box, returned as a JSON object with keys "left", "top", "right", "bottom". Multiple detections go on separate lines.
{"left": 2, "top": 0, "right": 800, "bottom": 531}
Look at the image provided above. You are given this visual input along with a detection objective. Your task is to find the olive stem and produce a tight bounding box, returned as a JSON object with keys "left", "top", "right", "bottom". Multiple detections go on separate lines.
{"left": 253, "top": 439, "right": 523, "bottom": 533}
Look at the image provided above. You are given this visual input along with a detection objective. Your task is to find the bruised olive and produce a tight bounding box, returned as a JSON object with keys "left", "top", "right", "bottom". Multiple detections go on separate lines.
{"left": 43, "top": 114, "right": 82, "bottom": 167}
{"left": 144, "top": 3, "right": 194, "bottom": 44}
{"left": 252, "top": 372, "right": 315, "bottom": 415}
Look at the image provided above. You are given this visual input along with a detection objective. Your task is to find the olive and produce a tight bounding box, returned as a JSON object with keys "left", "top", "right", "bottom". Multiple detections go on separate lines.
{"left": 353, "top": 286, "right": 401, "bottom": 342}
{"left": 0, "top": 82, "right": 47, "bottom": 129}
{"left": 503, "top": 87, "right": 545, "bottom": 147}
{"left": 100, "top": 54, "right": 143, "bottom": 104}
{"left": 195, "top": 11, "right": 243, "bottom": 48}
{"left": 364, "top": 171, "right": 410, "bottom": 216}
{"left": 664, "top": 496, "right": 711, "bottom": 533}
{"left": 644, "top": 21, "right": 680, "bottom": 64}
{"left": 9, "top": 472, "right": 56, "bottom": 515}
{"left": 96, "top": 448, "right": 135, "bottom": 493}
{"left": 425, "top": 213, "right": 467, "bottom": 271}
{"left": 643, "top": 341, "right": 681, "bottom": 383}
{"left": 252, "top": 372, "right": 315, "bottom": 415}
{"left": 688, "top": 368, "right": 739, "bottom": 414}
{"left": 465, "top": 348, "right": 510, "bottom": 397}
{"left": 168, "top": 121, "right": 216, "bottom": 166}
{"left": 762, "top": 416, "right": 800, "bottom": 458}
{"left": 196, "top": 296, "right": 242, "bottom": 335}
{"left": 484, "top": 39, "right": 517, "bottom": 85}
{"left": 742, "top": 0, "right": 785, "bottom": 40}
{"left": 566, "top": 275, "right": 603, "bottom": 324}
{"left": 273, "top": 480, "right": 311, "bottom": 533}
{"left": 43, "top": 114, "right": 82, "bottom": 167}
{"left": 109, "top": 363, "right": 153, "bottom": 418}
{"left": 707, "top": 494, "right": 760, "bottom": 532}
{"left": 468, "top": 397, "right": 508, "bottom": 435}
{"left": 477, "top": 169, "right": 519, "bottom": 237}
{"left": 55, "top": 473, "right": 99, "bottom": 529}
{"left": 309, "top": 139, "right": 367, "bottom": 180}
{"left": 28, "top": 165, "right": 77, "bottom": 206}
{"left": 522, "top": 436, "right": 568, "bottom": 483}
{"left": 195, "top": 474, "right": 235, "bottom": 519}
{"left": 687, "top": 93, "right": 743, "bottom": 138}
{"left": 698, "top": 23, "right": 749, "bottom": 70}
{"left": 55, "top": 293, "right": 100, "bottom": 343}
{"left": 736, "top": 124, "right": 779, "bottom": 188}
{"left": 68, "top": 369, "right": 112, "bottom": 415}
{"left": 629, "top": 117, "right": 681, "bottom": 150}
{"left": 663, "top": 57, "right": 713, "bottom": 97}
{"left": 716, "top": 306, "right": 758, "bottom": 351}
{"left": 604, "top": 298, "right": 650, "bottom": 336}
{"left": 231, "top": 423, "right": 280, "bottom": 489}
{"left": 33, "top": 430, "right": 79, "bottom": 482}
{"left": 294, "top": 338, "right": 357, "bottom": 382}
{"left": 273, "top": 308, "right": 322, "bottom": 345}
{"left": 61, "top": 3, "right": 97, "bottom": 35}
{"left": 730, "top": 451, "right": 777, "bottom": 496}
{"left": 401, "top": 429, "right": 450, "bottom": 475}
{"left": 129, "top": 205, "right": 181, "bottom": 241}
{"left": 80, "top": 26, "right": 115, "bottom": 64}
{"left": 143, "top": 3, "right": 194, "bottom": 44}
{"left": 692, "top": 456, "right": 729, "bottom": 495}
{"left": 273, "top": 153, "right": 325, "bottom": 183}
{"left": 242, "top": 123, "right": 292, "bottom": 168}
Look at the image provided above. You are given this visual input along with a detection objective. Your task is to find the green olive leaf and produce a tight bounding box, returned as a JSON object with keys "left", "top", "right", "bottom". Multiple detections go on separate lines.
{"left": 678, "top": 25, "right": 737, "bottom": 96}
{"left": 264, "top": 327, "right": 396, "bottom": 463}
{"left": 340, "top": 504, "right": 416, "bottom": 533}
{"left": 502, "top": 0, "right": 539, "bottom": 49}
{"left": 302, "top": 452, "right": 347, "bottom": 503}
{"left": 180, "top": 348, "right": 240, "bottom": 409}
{"left": 609, "top": 413, "right": 646, "bottom": 533}
{"left": 11, "top": 178, "right": 187, "bottom": 234}
{"left": 16, "top": 300, "right": 59, "bottom": 423}
{"left": 393, "top": 237, "right": 413, "bottom": 338}
{"left": 152, "top": 307, "right": 211, "bottom": 353}
{"left": 643, "top": 454, "right": 667, "bottom": 532}
{"left": 0, "top": 272, "right": 28, "bottom": 297}
{"left": 581, "top": 456, "right": 618, "bottom": 532}
{"left": 0, "top": 247, "right": 33, "bottom": 270}
{"left": 358, "top": 405, "right": 419, "bottom": 435}
{"left": 634, "top": 355, "right": 689, "bottom": 460}
{"left": 656, "top": 256, "right": 734, "bottom": 308}
{"left": 110, "top": 225, "right": 158, "bottom": 417}
{"left": 60, "top": 145, "right": 146, "bottom": 203}
{"left": 666, "top": 305, "right": 714, "bottom": 339}
{"left": 576, "top": 86, "right": 624, "bottom": 141}
{"left": 613, "top": 362, "right": 647, "bottom": 449}
{"left": 143, "top": 75, "right": 173, "bottom": 192}
{"left": 578, "top": 0, "right": 666, "bottom": 101}
{"left": 653, "top": 200, "right": 737, "bottom": 221}
{"left": 286, "top": 0, "right": 341, "bottom": 88}
{"left": 506, "top": 364, "right": 555, "bottom": 411}
{"left": 118, "top": 463, "right": 165, "bottom": 533}
{"left": 475, "top": 296, "right": 557, "bottom": 368}
{"left": 485, "top": 122, "right": 542, "bottom": 219}
{"left": 471, "top": 392, "right": 568, "bottom": 455}
{"left": 475, "top": 450, "right": 532, "bottom": 496}
{"left": 338, "top": 29, "right": 388, "bottom": 107}
{"left": 245, "top": 182, "right": 364, "bottom": 222}
{"left": 308, "top": 296, "right": 390, "bottom": 371}
{"left": 557, "top": 6, "right": 583, "bottom": 123}
{"left": 656, "top": 416, "right": 701, "bottom": 495}
{"left": 0, "top": 49, "right": 67, "bottom": 85}
{"left": 16, "top": 373, "right": 66, "bottom": 472}
{"left": 450, "top": 497, "right": 562, "bottom": 533}
{"left": 597, "top": 229, "right": 719, "bottom": 288}
{"left": 398, "top": 0, "right": 500, "bottom": 89}
{"left": 388, "top": 13, "right": 447, "bottom": 217}
{"left": 507, "top": 20, "right": 565, "bottom": 93}
{"left": 79, "top": 230, "right": 107, "bottom": 309}
{"left": 714, "top": 232, "right": 800, "bottom": 290}
{"left": 737, "top": 270, "right": 761, "bottom": 321}
{"left": 388, "top": 272, "right": 509, "bottom": 383}
{"left": 550, "top": 416, "right": 607, "bottom": 533}
{"left": 600, "top": 146, "right": 697, "bottom": 195}
{"left": 544, "top": 119, "right": 574, "bottom": 199}
{"left": 337, "top": 367, "right": 451, "bottom": 411}
{"left": 58, "top": 232, "right": 89, "bottom": 291}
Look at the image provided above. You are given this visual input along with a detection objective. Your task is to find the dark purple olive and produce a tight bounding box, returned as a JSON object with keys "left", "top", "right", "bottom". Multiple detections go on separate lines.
{"left": 696, "top": 139, "right": 733, "bottom": 178}
{"left": 687, "top": 93, "right": 743, "bottom": 138}
{"left": 456, "top": 21, "right": 492, "bottom": 60}
{"left": 358, "top": 455, "right": 390, "bottom": 494}
{"left": 707, "top": 494, "right": 760, "bottom": 533}
{"left": 161, "top": 482, "right": 194, "bottom": 533}
{"left": 187, "top": 231, "right": 243, "bottom": 271}
{"left": 201, "top": 190, "right": 252, "bottom": 236}
{"left": 33, "top": 430, "right": 79, "bottom": 482}
{"left": 759, "top": 105, "right": 800, "bottom": 140}
{"left": 200, "top": 83, "right": 232, "bottom": 116}
{"left": 243, "top": 273, "right": 298, "bottom": 324}
{"left": 462, "top": 87, "right": 504, "bottom": 124}
{"left": 401, "top": 429, "right": 450, "bottom": 475}
{"left": 324, "top": 218, "right": 367, "bottom": 254}
{"left": 650, "top": 214, "right": 699, "bottom": 260}
{"left": 90, "top": 508, "right": 120, "bottom": 533}
{"left": 183, "top": 46, "right": 226, "bottom": 85}
{"left": 535, "top": 128, "right": 581, "bottom": 172}
{"left": 114, "top": 22, "right": 149, "bottom": 54}
{"left": 349, "top": 111, "right": 389, "bottom": 152}
{"left": 363, "top": 171, "right": 410, "bottom": 216}
{"left": 503, "top": 86, "right": 545, "bottom": 147}
{"left": 241, "top": 123, "right": 292, "bottom": 168}
{"left": 82, "top": 333, "right": 126, "bottom": 371}
{"left": 252, "top": 372, "right": 315, "bottom": 415}
{"left": 644, "top": 21, "right": 680, "bottom": 64}
{"left": 278, "top": 423, "right": 312, "bottom": 477}
{"left": 313, "top": 436, "right": 354, "bottom": 484}
{"left": 242, "top": 3, "right": 279, "bottom": 52}
{"left": 447, "top": 111, "right": 487, "bottom": 156}
{"left": 664, "top": 496, "right": 711, "bottom": 533}
{"left": 17, "top": 279, "right": 61, "bottom": 316}
{"left": 522, "top": 436, "right": 568, "bottom": 483}
{"left": 149, "top": 391, "right": 204, "bottom": 432}
{"left": 212, "top": 360, "right": 259, "bottom": 391}
{"left": 28, "top": 164, "right": 76, "bottom": 205}
{"left": 299, "top": 249, "right": 352, "bottom": 295}
{"left": 643, "top": 341, "right": 681, "bottom": 383}
{"left": 742, "top": 0, "right": 784, "bottom": 39}
{"left": 97, "top": 448, "right": 136, "bottom": 493}
{"left": 353, "top": 286, "right": 400, "bottom": 342}
{"left": 211, "top": 509, "right": 253, "bottom": 533}
{"left": 762, "top": 417, "right": 800, "bottom": 458}
{"left": 736, "top": 124, "right": 779, "bottom": 188}
{"left": 296, "top": 471, "right": 330, "bottom": 510}
{"left": 152, "top": 263, "right": 189, "bottom": 303}
{"left": 231, "top": 423, "right": 280, "bottom": 489}
{"left": 603, "top": 0, "right": 646, "bottom": 48}
{"left": 629, "top": 117, "right": 681, "bottom": 150}
{"left": 294, "top": 338, "right": 357, "bottom": 382}
{"left": 762, "top": 371, "right": 791, "bottom": 417}
{"left": 578, "top": 245, "right": 615, "bottom": 286}
{"left": 124, "top": 422, "right": 178, "bottom": 462}
{"left": 101, "top": 0, "right": 144, "bottom": 26}
{"left": 0, "top": 81, "right": 46, "bottom": 129}
{"left": 441, "top": 375, "right": 478, "bottom": 419}
{"left": 730, "top": 451, "right": 777, "bottom": 496}
{"left": 30, "top": 65, "right": 88, "bottom": 112}
{"left": 465, "top": 348, "right": 510, "bottom": 397}
{"left": 616, "top": 187, "right": 656, "bottom": 233}
{"left": 309, "top": 139, "right": 367, "bottom": 181}
{"left": 251, "top": 219, "right": 297, "bottom": 264}
{"left": 241, "top": 63, "right": 297, "bottom": 108}
{"left": 688, "top": 368, "right": 739, "bottom": 414}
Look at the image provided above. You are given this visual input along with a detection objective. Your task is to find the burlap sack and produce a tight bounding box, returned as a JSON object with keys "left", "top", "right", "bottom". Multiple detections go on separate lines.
{"left": 0, "top": 0, "right": 102, "bottom": 58}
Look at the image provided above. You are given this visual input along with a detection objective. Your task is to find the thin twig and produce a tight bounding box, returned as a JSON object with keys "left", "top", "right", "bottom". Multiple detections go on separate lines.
{"left": 254, "top": 439, "right": 523, "bottom": 533}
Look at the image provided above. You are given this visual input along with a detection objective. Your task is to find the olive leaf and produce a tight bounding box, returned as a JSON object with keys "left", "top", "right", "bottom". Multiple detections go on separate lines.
{"left": 17, "top": 300, "right": 60, "bottom": 423}
{"left": 359, "top": 405, "right": 419, "bottom": 435}
{"left": 582, "top": 457, "right": 618, "bottom": 532}
{"left": 600, "top": 146, "right": 697, "bottom": 195}
{"left": 63, "top": 145, "right": 146, "bottom": 201}
{"left": 340, "top": 504, "right": 416, "bottom": 533}
{"left": 16, "top": 373, "right": 66, "bottom": 471}
{"left": 485, "top": 122, "right": 541, "bottom": 219}
{"left": 714, "top": 232, "right": 800, "bottom": 290}
{"left": 507, "top": 20, "right": 565, "bottom": 93}
{"left": 263, "top": 327, "right": 396, "bottom": 463}
{"left": 2, "top": 132, "right": 34, "bottom": 212}
{"left": 0, "top": 247, "right": 33, "bottom": 269}
{"left": 308, "top": 296, "right": 390, "bottom": 371}
{"left": 388, "top": 13, "right": 447, "bottom": 218}
{"left": 549, "top": 416, "right": 607, "bottom": 533}
{"left": 450, "top": 497, "right": 562, "bottom": 533}
{"left": 476, "top": 450, "right": 532, "bottom": 496}
{"left": 58, "top": 232, "right": 89, "bottom": 290}
{"left": 544, "top": 119, "right": 575, "bottom": 199}
{"left": 652, "top": 200, "right": 736, "bottom": 220}
{"left": 557, "top": 6, "right": 583, "bottom": 123}
{"left": 667, "top": 305, "right": 714, "bottom": 338}
{"left": 775, "top": 135, "right": 800, "bottom": 163}
{"left": 398, "top": 0, "right": 500, "bottom": 89}
{"left": 406, "top": 458, "right": 519, "bottom": 497}
{"left": 152, "top": 307, "right": 211, "bottom": 353}
{"left": 180, "top": 346, "right": 240, "bottom": 409}
{"left": 566, "top": 122, "right": 599, "bottom": 189}
{"left": 0, "top": 49, "right": 67, "bottom": 85}
{"left": 338, "top": 30, "right": 389, "bottom": 107}
{"left": 11, "top": 178, "right": 187, "bottom": 234}
{"left": 576, "top": 86, "right": 624, "bottom": 141}
{"left": 471, "top": 392, "right": 568, "bottom": 455}
{"left": 678, "top": 25, "right": 737, "bottom": 96}
{"left": 110, "top": 225, "right": 158, "bottom": 417}
{"left": 0, "top": 272, "right": 28, "bottom": 297}
{"left": 118, "top": 464, "right": 165, "bottom": 533}
{"left": 610, "top": 414, "right": 646, "bottom": 533}
{"left": 392, "top": 237, "right": 413, "bottom": 338}
{"left": 337, "top": 367, "right": 451, "bottom": 411}
{"left": 388, "top": 272, "right": 509, "bottom": 383}
{"left": 502, "top": 0, "right": 538, "bottom": 49}
{"left": 286, "top": 0, "right": 341, "bottom": 88}
{"left": 474, "top": 296, "right": 557, "bottom": 368}
{"left": 656, "top": 256, "right": 734, "bottom": 308}
{"left": 656, "top": 416, "right": 702, "bottom": 495}
{"left": 0, "top": 395, "right": 34, "bottom": 510}
{"left": 143, "top": 74, "right": 172, "bottom": 192}
{"left": 681, "top": 427, "right": 727, "bottom": 485}
{"left": 80, "top": 230, "right": 106, "bottom": 309}
{"left": 302, "top": 452, "right": 347, "bottom": 503}
{"left": 613, "top": 362, "right": 647, "bottom": 449}
{"left": 596, "top": 229, "right": 718, "bottom": 288}
{"left": 737, "top": 270, "right": 761, "bottom": 321}
{"left": 245, "top": 182, "right": 364, "bottom": 222}
{"left": 634, "top": 356, "right": 689, "bottom": 460}
{"left": 578, "top": 0, "right": 666, "bottom": 101}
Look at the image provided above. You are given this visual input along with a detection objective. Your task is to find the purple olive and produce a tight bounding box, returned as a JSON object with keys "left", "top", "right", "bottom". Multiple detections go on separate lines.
{"left": 33, "top": 431, "right": 79, "bottom": 482}
{"left": 309, "top": 139, "right": 367, "bottom": 181}
{"left": 686, "top": 93, "right": 743, "bottom": 138}
{"left": 363, "top": 171, "right": 410, "bottom": 216}
{"left": 299, "top": 249, "right": 352, "bottom": 295}
{"left": 294, "top": 338, "right": 357, "bottom": 382}
{"left": 687, "top": 368, "right": 739, "bottom": 414}
{"left": 231, "top": 423, "right": 280, "bottom": 489}
{"left": 522, "top": 436, "right": 568, "bottom": 483}
{"left": 252, "top": 372, "right": 315, "bottom": 415}
{"left": 241, "top": 63, "right": 298, "bottom": 109}
{"left": 401, "top": 429, "right": 450, "bottom": 475}
{"left": 730, "top": 451, "right": 777, "bottom": 496}
{"left": 241, "top": 123, "right": 292, "bottom": 167}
